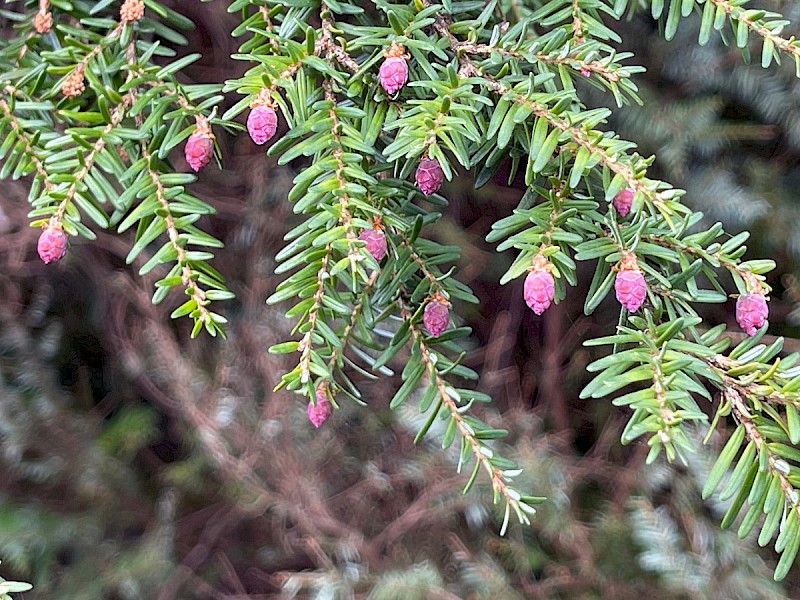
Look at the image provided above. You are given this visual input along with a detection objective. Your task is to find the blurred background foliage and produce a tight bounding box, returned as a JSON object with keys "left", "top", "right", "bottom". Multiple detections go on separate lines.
{"left": 3, "top": 0, "right": 800, "bottom": 598}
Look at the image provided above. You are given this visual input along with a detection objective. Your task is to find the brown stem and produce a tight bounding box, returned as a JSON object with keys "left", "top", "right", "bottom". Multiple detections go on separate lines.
{"left": 299, "top": 247, "right": 332, "bottom": 384}
{"left": 318, "top": 2, "right": 359, "bottom": 73}
{"left": 571, "top": 0, "right": 585, "bottom": 43}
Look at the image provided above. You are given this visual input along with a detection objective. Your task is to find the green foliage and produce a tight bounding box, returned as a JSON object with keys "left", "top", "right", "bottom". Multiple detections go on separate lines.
{"left": 0, "top": 571, "right": 32, "bottom": 599}
{"left": 5, "top": 0, "right": 800, "bottom": 587}
{"left": 626, "top": 436, "right": 788, "bottom": 599}
{"left": 221, "top": 0, "right": 799, "bottom": 556}
{"left": 0, "top": 0, "right": 231, "bottom": 336}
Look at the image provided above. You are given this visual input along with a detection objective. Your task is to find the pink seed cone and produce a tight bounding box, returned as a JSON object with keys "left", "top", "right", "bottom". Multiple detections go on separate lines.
{"left": 423, "top": 300, "right": 449, "bottom": 337}
{"left": 308, "top": 388, "right": 333, "bottom": 428}
{"left": 415, "top": 158, "right": 444, "bottom": 195}
{"left": 359, "top": 228, "right": 387, "bottom": 261}
{"left": 615, "top": 269, "right": 647, "bottom": 312}
{"left": 524, "top": 269, "right": 555, "bottom": 315}
{"left": 379, "top": 56, "right": 408, "bottom": 94}
{"left": 37, "top": 226, "right": 68, "bottom": 264}
{"left": 185, "top": 129, "right": 214, "bottom": 172}
{"left": 736, "top": 293, "right": 768, "bottom": 336}
{"left": 247, "top": 105, "right": 278, "bottom": 145}
{"left": 613, "top": 188, "right": 634, "bottom": 217}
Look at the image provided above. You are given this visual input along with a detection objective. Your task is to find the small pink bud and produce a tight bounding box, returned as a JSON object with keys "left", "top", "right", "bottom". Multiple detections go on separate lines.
{"left": 423, "top": 299, "right": 449, "bottom": 337}
{"left": 415, "top": 158, "right": 444, "bottom": 195}
{"left": 615, "top": 269, "right": 647, "bottom": 312}
{"left": 580, "top": 68, "right": 591, "bottom": 77}
{"left": 379, "top": 55, "right": 408, "bottom": 95}
{"left": 308, "top": 387, "right": 333, "bottom": 428}
{"left": 736, "top": 293, "right": 768, "bottom": 336}
{"left": 359, "top": 227, "right": 387, "bottom": 261}
{"left": 524, "top": 268, "right": 555, "bottom": 315}
{"left": 184, "top": 120, "right": 214, "bottom": 172}
{"left": 37, "top": 226, "right": 68, "bottom": 264}
{"left": 247, "top": 105, "right": 278, "bottom": 145}
{"left": 613, "top": 188, "right": 634, "bottom": 217}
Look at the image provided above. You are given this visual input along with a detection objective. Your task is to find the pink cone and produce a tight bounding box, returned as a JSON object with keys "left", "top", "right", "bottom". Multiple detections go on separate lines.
{"left": 37, "top": 226, "right": 68, "bottom": 264}
{"left": 308, "top": 388, "right": 333, "bottom": 428}
{"left": 736, "top": 293, "right": 768, "bottom": 336}
{"left": 185, "top": 129, "right": 214, "bottom": 172}
{"left": 247, "top": 105, "right": 278, "bottom": 145}
{"left": 615, "top": 269, "right": 647, "bottom": 312}
{"left": 359, "top": 228, "right": 387, "bottom": 261}
{"left": 379, "top": 56, "right": 408, "bottom": 94}
{"left": 613, "top": 188, "right": 634, "bottom": 217}
{"left": 524, "top": 269, "right": 555, "bottom": 315}
{"left": 423, "top": 300, "right": 449, "bottom": 337}
{"left": 415, "top": 158, "right": 444, "bottom": 195}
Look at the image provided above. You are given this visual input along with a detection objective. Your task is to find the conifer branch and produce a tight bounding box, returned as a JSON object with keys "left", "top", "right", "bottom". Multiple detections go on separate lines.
{"left": 7, "top": 0, "right": 800, "bottom": 580}
{"left": 727, "top": 387, "right": 800, "bottom": 518}
{"left": 427, "top": 7, "right": 676, "bottom": 218}
{"left": 298, "top": 247, "right": 333, "bottom": 385}
{"left": 53, "top": 93, "right": 132, "bottom": 224}
{"left": 707, "top": 0, "right": 800, "bottom": 63}
{"left": 403, "top": 305, "right": 534, "bottom": 529}
{"left": 60, "top": 22, "right": 125, "bottom": 97}
{"left": 322, "top": 80, "right": 360, "bottom": 256}
{"left": 325, "top": 269, "right": 380, "bottom": 374}
{"left": 648, "top": 232, "right": 770, "bottom": 291}
{"left": 484, "top": 73, "right": 670, "bottom": 211}
{"left": 0, "top": 97, "right": 54, "bottom": 191}
{"left": 140, "top": 144, "right": 214, "bottom": 329}
{"left": 571, "top": 0, "right": 586, "bottom": 43}
{"left": 318, "top": 2, "right": 359, "bottom": 73}
{"left": 454, "top": 41, "right": 623, "bottom": 84}
{"left": 405, "top": 242, "right": 446, "bottom": 289}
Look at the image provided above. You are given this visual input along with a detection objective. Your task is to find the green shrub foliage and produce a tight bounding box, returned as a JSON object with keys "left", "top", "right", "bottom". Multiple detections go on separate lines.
{"left": 4, "top": 0, "right": 800, "bottom": 585}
